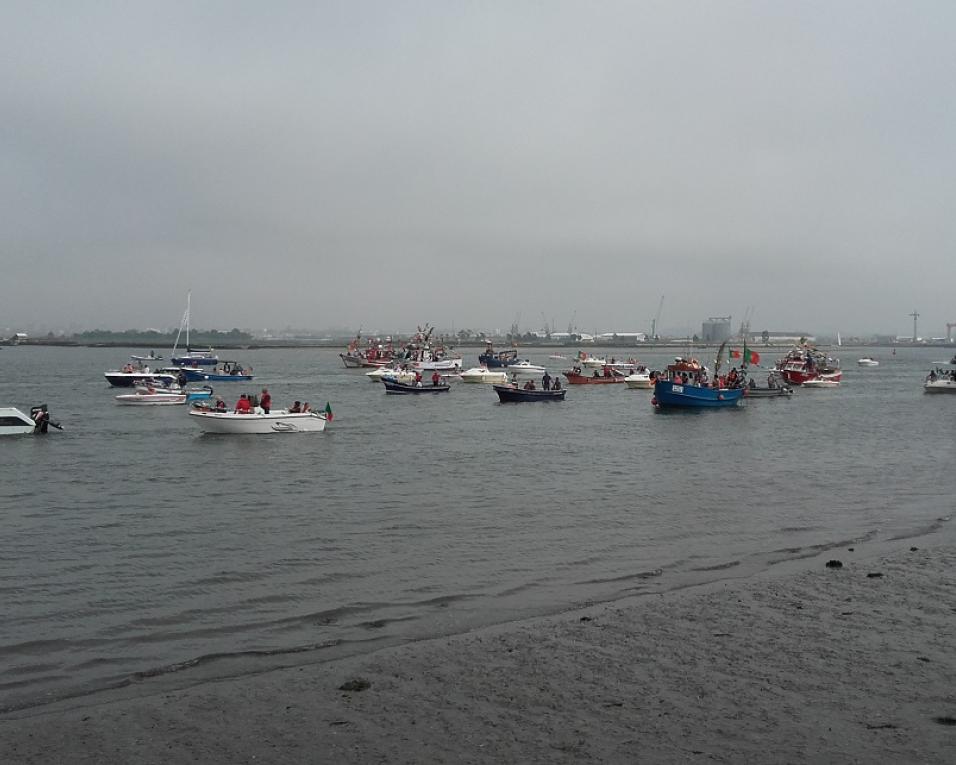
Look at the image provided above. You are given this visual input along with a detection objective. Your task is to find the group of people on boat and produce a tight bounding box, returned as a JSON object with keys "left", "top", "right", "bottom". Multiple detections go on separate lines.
{"left": 927, "top": 368, "right": 956, "bottom": 382}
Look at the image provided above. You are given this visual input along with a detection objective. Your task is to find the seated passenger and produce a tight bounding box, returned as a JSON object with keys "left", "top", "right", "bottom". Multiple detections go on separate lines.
{"left": 289, "top": 400, "right": 302, "bottom": 413}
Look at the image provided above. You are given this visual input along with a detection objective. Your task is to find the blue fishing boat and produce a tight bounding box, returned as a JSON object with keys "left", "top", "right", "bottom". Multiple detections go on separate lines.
{"left": 182, "top": 361, "right": 253, "bottom": 383}
{"left": 478, "top": 343, "right": 519, "bottom": 368}
{"left": 651, "top": 357, "right": 745, "bottom": 410}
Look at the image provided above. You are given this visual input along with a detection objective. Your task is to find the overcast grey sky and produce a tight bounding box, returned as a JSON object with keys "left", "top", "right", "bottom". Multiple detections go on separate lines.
{"left": 3, "top": 1, "right": 954, "bottom": 338}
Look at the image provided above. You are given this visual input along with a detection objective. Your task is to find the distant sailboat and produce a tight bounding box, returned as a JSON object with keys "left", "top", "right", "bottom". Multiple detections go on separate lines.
{"left": 836, "top": 332, "right": 842, "bottom": 347}
{"left": 171, "top": 292, "right": 218, "bottom": 366}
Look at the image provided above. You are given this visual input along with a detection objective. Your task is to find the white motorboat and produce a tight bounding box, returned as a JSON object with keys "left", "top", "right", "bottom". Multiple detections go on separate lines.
{"left": 507, "top": 360, "right": 547, "bottom": 376}
{"left": 924, "top": 376, "right": 956, "bottom": 393}
{"left": 188, "top": 409, "right": 329, "bottom": 434}
{"left": 624, "top": 371, "right": 653, "bottom": 389}
{"left": 365, "top": 366, "right": 416, "bottom": 383}
{"left": 407, "top": 357, "right": 463, "bottom": 372}
{"left": 460, "top": 367, "right": 510, "bottom": 384}
{"left": 801, "top": 377, "right": 841, "bottom": 388}
{"left": 116, "top": 391, "right": 187, "bottom": 405}
{"left": 857, "top": 358, "right": 879, "bottom": 367}
{"left": 0, "top": 407, "right": 39, "bottom": 435}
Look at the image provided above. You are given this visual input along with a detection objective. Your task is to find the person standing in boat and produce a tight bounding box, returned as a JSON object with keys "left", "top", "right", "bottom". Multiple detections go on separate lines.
{"left": 31, "top": 404, "right": 50, "bottom": 433}
{"left": 431, "top": 371, "right": 441, "bottom": 386}
{"left": 260, "top": 388, "right": 271, "bottom": 414}
{"left": 542, "top": 371, "right": 551, "bottom": 390}
{"left": 177, "top": 370, "right": 188, "bottom": 389}
{"left": 234, "top": 394, "right": 252, "bottom": 414}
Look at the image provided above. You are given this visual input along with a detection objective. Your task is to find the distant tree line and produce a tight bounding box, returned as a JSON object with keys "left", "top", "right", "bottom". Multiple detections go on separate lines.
{"left": 71, "top": 328, "right": 255, "bottom": 345}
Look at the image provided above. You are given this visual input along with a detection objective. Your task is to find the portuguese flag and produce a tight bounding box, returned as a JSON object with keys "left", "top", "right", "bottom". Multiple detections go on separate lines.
{"left": 324, "top": 402, "right": 334, "bottom": 421}
{"left": 729, "top": 346, "right": 760, "bottom": 365}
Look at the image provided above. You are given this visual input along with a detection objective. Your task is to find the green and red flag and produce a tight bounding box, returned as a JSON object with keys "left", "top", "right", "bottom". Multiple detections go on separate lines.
{"left": 324, "top": 402, "right": 334, "bottom": 421}
{"left": 729, "top": 346, "right": 760, "bottom": 365}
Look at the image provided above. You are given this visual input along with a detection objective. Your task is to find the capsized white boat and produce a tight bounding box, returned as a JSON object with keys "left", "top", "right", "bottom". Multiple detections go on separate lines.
{"left": 624, "top": 370, "right": 653, "bottom": 389}
{"left": 188, "top": 409, "right": 329, "bottom": 433}
{"left": 0, "top": 407, "right": 39, "bottom": 435}
{"left": 460, "top": 367, "right": 510, "bottom": 384}
{"left": 857, "top": 358, "right": 879, "bottom": 367}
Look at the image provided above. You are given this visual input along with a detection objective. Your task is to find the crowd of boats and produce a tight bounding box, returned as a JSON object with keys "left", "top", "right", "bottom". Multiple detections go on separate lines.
{"left": 4, "top": 326, "right": 955, "bottom": 436}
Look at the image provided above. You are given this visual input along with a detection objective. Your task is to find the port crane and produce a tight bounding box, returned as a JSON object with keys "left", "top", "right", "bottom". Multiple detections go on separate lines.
{"left": 650, "top": 296, "right": 664, "bottom": 340}
{"left": 908, "top": 310, "right": 919, "bottom": 342}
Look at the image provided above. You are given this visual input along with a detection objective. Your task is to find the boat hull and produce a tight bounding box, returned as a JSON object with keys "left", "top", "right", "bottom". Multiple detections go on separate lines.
{"left": 104, "top": 372, "right": 178, "bottom": 388}
{"left": 923, "top": 380, "right": 956, "bottom": 393}
{"left": 743, "top": 387, "right": 793, "bottom": 398}
{"left": 341, "top": 353, "right": 391, "bottom": 368}
{"left": 493, "top": 385, "right": 565, "bottom": 402}
{"left": 564, "top": 372, "right": 626, "bottom": 385}
{"left": 461, "top": 368, "right": 510, "bottom": 384}
{"left": 624, "top": 375, "right": 652, "bottom": 389}
{"left": 115, "top": 393, "right": 187, "bottom": 405}
{"left": 0, "top": 407, "right": 37, "bottom": 435}
{"left": 188, "top": 410, "right": 328, "bottom": 433}
{"left": 382, "top": 379, "right": 450, "bottom": 394}
{"left": 653, "top": 380, "right": 745, "bottom": 409}
{"left": 171, "top": 355, "right": 218, "bottom": 366}
{"left": 183, "top": 369, "right": 254, "bottom": 383}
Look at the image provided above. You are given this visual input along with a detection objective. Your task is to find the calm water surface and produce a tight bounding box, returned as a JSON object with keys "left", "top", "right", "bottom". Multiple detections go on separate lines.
{"left": 1, "top": 345, "right": 954, "bottom": 710}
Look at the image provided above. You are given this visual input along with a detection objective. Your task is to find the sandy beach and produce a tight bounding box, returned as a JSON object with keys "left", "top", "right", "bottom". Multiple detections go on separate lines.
{"left": 3, "top": 533, "right": 954, "bottom": 764}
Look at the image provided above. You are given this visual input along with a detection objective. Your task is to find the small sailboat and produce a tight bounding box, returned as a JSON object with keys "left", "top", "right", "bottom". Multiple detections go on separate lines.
{"left": 171, "top": 292, "right": 218, "bottom": 367}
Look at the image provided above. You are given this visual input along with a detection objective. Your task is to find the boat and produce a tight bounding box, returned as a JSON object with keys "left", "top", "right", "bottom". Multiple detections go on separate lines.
{"left": 857, "top": 358, "right": 879, "bottom": 367}
{"left": 188, "top": 408, "right": 329, "bottom": 434}
{"left": 563, "top": 365, "right": 628, "bottom": 385}
{"left": 104, "top": 367, "right": 178, "bottom": 388}
{"left": 170, "top": 292, "right": 218, "bottom": 367}
{"left": 382, "top": 378, "right": 450, "bottom": 394}
{"left": 623, "top": 369, "right": 653, "bottom": 389}
{"left": 801, "top": 376, "right": 841, "bottom": 388}
{"left": 493, "top": 384, "right": 565, "bottom": 402}
{"left": 494, "top": 385, "right": 567, "bottom": 404}
{"left": 340, "top": 332, "right": 395, "bottom": 368}
{"left": 924, "top": 370, "right": 956, "bottom": 393}
{"left": 395, "top": 324, "right": 463, "bottom": 371}
{"left": 506, "top": 360, "right": 547, "bottom": 376}
{"left": 744, "top": 385, "right": 793, "bottom": 398}
{"left": 776, "top": 346, "right": 842, "bottom": 385}
{"left": 133, "top": 384, "right": 215, "bottom": 403}
{"left": 0, "top": 406, "right": 59, "bottom": 435}
{"left": 365, "top": 365, "right": 417, "bottom": 383}
{"left": 478, "top": 343, "right": 519, "bottom": 368}
{"left": 460, "top": 367, "right": 510, "bottom": 384}
{"left": 130, "top": 351, "right": 163, "bottom": 362}
{"left": 182, "top": 361, "right": 253, "bottom": 383}
{"left": 652, "top": 357, "right": 746, "bottom": 410}
{"left": 115, "top": 391, "right": 187, "bottom": 405}
{"left": 548, "top": 353, "right": 567, "bottom": 361}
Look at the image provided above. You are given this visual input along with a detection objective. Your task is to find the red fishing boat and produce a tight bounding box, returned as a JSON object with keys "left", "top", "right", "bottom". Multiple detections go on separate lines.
{"left": 340, "top": 333, "right": 395, "bottom": 368}
{"left": 563, "top": 365, "right": 628, "bottom": 385}
{"left": 776, "top": 346, "right": 842, "bottom": 385}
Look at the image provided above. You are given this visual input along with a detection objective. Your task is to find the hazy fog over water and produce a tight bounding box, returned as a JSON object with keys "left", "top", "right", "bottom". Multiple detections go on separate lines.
{"left": 3, "top": 2, "right": 955, "bottom": 338}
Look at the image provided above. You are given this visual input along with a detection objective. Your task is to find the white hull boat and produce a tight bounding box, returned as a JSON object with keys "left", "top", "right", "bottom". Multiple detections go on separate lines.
{"left": 460, "top": 367, "right": 510, "bottom": 384}
{"left": 365, "top": 366, "right": 417, "bottom": 383}
{"left": 0, "top": 407, "right": 38, "bottom": 435}
{"left": 188, "top": 409, "right": 329, "bottom": 434}
{"left": 507, "top": 361, "right": 547, "bottom": 376}
{"left": 924, "top": 378, "right": 956, "bottom": 393}
{"left": 116, "top": 392, "right": 187, "bottom": 405}
{"left": 857, "top": 358, "right": 879, "bottom": 367}
{"left": 408, "top": 357, "right": 463, "bottom": 372}
{"left": 624, "top": 372, "right": 653, "bottom": 389}
{"left": 801, "top": 377, "right": 841, "bottom": 388}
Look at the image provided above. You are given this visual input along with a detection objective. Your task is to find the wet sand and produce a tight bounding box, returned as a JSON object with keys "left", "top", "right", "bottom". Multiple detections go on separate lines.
{"left": 3, "top": 537, "right": 955, "bottom": 764}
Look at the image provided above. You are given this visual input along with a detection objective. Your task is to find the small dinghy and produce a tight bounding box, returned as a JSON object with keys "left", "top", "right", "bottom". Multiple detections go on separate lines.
{"left": 382, "top": 379, "right": 450, "bottom": 394}
{"left": 493, "top": 385, "right": 566, "bottom": 402}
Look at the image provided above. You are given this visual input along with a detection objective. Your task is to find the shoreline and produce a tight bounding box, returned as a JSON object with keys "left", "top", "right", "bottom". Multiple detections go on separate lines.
{"left": 3, "top": 526, "right": 954, "bottom": 763}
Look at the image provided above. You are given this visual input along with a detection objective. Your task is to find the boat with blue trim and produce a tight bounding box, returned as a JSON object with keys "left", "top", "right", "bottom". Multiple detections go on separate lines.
{"left": 182, "top": 361, "right": 253, "bottom": 383}
{"left": 652, "top": 357, "right": 745, "bottom": 409}
{"left": 478, "top": 342, "right": 519, "bottom": 368}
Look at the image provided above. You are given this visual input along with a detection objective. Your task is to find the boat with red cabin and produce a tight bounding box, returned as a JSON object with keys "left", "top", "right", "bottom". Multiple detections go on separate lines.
{"left": 340, "top": 333, "right": 395, "bottom": 368}
{"left": 776, "top": 346, "right": 842, "bottom": 385}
